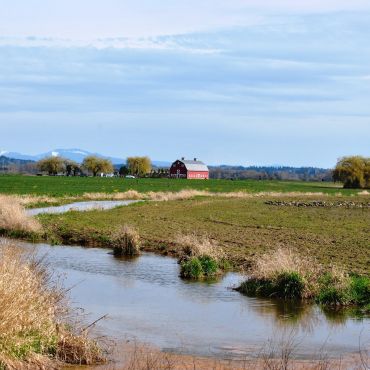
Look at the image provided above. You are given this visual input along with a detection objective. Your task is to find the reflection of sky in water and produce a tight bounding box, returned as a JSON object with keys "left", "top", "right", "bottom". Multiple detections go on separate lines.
{"left": 26, "top": 200, "right": 140, "bottom": 216}
{"left": 9, "top": 240, "right": 370, "bottom": 359}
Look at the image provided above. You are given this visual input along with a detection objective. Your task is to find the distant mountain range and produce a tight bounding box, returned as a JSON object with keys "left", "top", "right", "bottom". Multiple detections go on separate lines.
{"left": 0, "top": 148, "right": 171, "bottom": 167}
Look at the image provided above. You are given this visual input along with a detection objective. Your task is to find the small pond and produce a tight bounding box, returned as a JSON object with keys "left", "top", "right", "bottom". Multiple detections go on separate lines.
{"left": 27, "top": 200, "right": 140, "bottom": 216}
{"left": 8, "top": 240, "right": 370, "bottom": 360}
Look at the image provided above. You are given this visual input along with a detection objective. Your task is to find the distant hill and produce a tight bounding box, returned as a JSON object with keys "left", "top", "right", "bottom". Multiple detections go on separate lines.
{"left": 0, "top": 156, "right": 37, "bottom": 173}
{"left": 0, "top": 156, "right": 35, "bottom": 165}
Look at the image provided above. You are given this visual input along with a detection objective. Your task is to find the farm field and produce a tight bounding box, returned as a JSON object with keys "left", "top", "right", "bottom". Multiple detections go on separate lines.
{"left": 0, "top": 174, "right": 361, "bottom": 196}
{"left": 39, "top": 195, "right": 370, "bottom": 275}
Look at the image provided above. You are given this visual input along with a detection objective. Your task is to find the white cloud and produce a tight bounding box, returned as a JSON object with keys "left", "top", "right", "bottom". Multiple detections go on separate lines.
{"left": 1, "top": 0, "right": 369, "bottom": 40}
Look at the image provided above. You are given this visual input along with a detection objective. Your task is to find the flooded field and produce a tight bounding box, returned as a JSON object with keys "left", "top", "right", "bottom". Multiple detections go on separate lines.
{"left": 13, "top": 240, "right": 369, "bottom": 360}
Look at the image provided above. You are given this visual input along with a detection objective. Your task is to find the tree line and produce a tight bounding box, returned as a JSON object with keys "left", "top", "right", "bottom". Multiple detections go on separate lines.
{"left": 36, "top": 155, "right": 153, "bottom": 177}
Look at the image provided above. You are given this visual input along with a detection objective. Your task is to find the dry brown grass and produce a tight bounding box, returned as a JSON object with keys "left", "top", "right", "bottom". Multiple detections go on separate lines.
{"left": 248, "top": 248, "right": 350, "bottom": 299}
{"left": 251, "top": 248, "right": 320, "bottom": 281}
{"left": 80, "top": 190, "right": 330, "bottom": 203}
{"left": 0, "top": 241, "right": 60, "bottom": 366}
{"left": 0, "top": 240, "right": 105, "bottom": 369}
{"left": 83, "top": 191, "right": 143, "bottom": 201}
{"left": 56, "top": 328, "right": 104, "bottom": 365}
{"left": 175, "top": 233, "right": 225, "bottom": 261}
{"left": 112, "top": 225, "right": 141, "bottom": 256}
{"left": 0, "top": 195, "right": 41, "bottom": 233}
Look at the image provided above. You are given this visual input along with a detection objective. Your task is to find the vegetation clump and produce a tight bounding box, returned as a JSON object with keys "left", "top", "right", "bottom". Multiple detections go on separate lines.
{"left": 82, "top": 155, "right": 114, "bottom": 177}
{"left": 126, "top": 156, "right": 152, "bottom": 177}
{"left": 237, "top": 248, "right": 370, "bottom": 309}
{"left": 316, "top": 273, "right": 370, "bottom": 309}
{"left": 333, "top": 156, "right": 370, "bottom": 189}
{"left": 0, "top": 195, "right": 41, "bottom": 234}
{"left": 176, "top": 234, "right": 229, "bottom": 279}
{"left": 112, "top": 225, "right": 141, "bottom": 256}
{"left": 0, "top": 241, "right": 105, "bottom": 368}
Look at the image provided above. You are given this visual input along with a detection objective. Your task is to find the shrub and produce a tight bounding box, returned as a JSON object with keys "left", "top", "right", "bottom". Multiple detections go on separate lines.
{"left": 112, "top": 225, "right": 141, "bottom": 256}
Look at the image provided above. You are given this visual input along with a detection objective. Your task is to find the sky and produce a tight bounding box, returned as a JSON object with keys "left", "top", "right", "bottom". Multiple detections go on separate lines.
{"left": 0, "top": 0, "right": 369, "bottom": 167}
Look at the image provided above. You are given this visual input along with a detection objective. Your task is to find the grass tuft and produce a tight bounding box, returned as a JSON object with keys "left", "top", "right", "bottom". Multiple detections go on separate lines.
{"left": 176, "top": 234, "right": 228, "bottom": 279}
{"left": 112, "top": 225, "right": 141, "bottom": 257}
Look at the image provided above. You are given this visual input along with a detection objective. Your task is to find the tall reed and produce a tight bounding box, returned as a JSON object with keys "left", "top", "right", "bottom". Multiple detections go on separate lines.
{"left": 0, "top": 240, "right": 105, "bottom": 368}
{"left": 0, "top": 195, "right": 41, "bottom": 233}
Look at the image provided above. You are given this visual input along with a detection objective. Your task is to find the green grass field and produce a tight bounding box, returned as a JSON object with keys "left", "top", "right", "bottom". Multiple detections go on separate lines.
{"left": 0, "top": 174, "right": 359, "bottom": 196}
{"left": 1, "top": 175, "right": 368, "bottom": 274}
{"left": 39, "top": 196, "right": 370, "bottom": 274}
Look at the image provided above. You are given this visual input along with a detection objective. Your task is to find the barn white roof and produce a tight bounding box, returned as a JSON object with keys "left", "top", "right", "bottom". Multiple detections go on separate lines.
{"left": 181, "top": 159, "right": 209, "bottom": 172}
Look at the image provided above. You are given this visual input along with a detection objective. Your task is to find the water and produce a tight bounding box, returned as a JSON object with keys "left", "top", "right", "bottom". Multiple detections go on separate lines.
{"left": 9, "top": 240, "right": 370, "bottom": 359}
{"left": 27, "top": 200, "right": 140, "bottom": 216}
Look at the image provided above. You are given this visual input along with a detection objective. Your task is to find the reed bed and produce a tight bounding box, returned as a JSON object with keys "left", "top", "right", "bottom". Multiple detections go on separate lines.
{"left": 0, "top": 240, "right": 105, "bottom": 368}
{"left": 0, "top": 195, "right": 41, "bottom": 233}
{"left": 238, "top": 248, "right": 370, "bottom": 308}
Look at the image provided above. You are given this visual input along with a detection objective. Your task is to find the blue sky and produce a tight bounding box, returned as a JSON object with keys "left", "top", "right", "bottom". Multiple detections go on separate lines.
{"left": 0, "top": 0, "right": 369, "bottom": 167}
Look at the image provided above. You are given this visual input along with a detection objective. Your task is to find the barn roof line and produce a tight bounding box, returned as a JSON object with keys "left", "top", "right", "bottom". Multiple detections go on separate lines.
{"left": 179, "top": 158, "right": 209, "bottom": 172}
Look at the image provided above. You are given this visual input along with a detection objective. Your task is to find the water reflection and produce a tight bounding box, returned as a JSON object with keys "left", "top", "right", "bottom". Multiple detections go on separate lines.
{"left": 2, "top": 239, "right": 369, "bottom": 359}
{"left": 27, "top": 200, "right": 140, "bottom": 216}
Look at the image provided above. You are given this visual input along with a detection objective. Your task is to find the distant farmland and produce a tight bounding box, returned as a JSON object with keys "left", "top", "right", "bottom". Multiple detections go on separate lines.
{"left": 0, "top": 174, "right": 357, "bottom": 197}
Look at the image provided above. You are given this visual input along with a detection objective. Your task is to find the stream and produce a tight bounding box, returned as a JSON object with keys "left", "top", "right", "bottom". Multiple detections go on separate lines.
{"left": 11, "top": 200, "right": 370, "bottom": 361}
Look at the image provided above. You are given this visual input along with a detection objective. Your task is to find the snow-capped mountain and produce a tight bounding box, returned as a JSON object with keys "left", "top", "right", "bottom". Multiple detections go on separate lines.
{"left": 1, "top": 148, "right": 171, "bottom": 167}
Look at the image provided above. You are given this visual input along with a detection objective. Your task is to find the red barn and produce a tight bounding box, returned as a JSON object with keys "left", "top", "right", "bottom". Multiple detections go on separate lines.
{"left": 170, "top": 158, "right": 209, "bottom": 179}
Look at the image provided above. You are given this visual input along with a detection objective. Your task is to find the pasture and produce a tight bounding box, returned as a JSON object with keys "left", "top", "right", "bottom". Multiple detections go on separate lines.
{"left": 0, "top": 174, "right": 359, "bottom": 196}
{"left": 39, "top": 195, "right": 370, "bottom": 275}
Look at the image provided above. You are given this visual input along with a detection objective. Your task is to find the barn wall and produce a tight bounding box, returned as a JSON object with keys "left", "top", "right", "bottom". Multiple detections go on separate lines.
{"left": 170, "top": 160, "right": 187, "bottom": 178}
{"left": 170, "top": 160, "right": 209, "bottom": 179}
{"left": 187, "top": 171, "right": 209, "bottom": 179}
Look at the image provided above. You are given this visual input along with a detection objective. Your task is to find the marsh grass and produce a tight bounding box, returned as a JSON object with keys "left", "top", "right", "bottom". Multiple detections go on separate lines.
{"left": 112, "top": 225, "right": 141, "bottom": 256}
{"left": 238, "top": 248, "right": 370, "bottom": 308}
{"left": 0, "top": 195, "right": 41, "bottom": 233}
{"left": 176, "top": 234, "right": 228, "bottom": 279}
{"left": 0, "top": 241, "right": 105, "bottom": 368}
